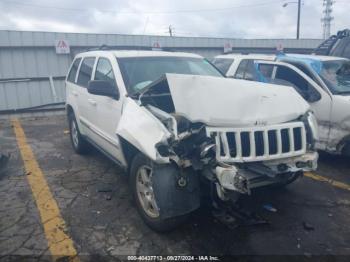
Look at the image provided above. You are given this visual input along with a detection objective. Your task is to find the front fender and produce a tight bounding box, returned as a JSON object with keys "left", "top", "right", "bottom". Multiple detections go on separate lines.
{"left": 116, "top": 98, "right": 171, "bottom": 163}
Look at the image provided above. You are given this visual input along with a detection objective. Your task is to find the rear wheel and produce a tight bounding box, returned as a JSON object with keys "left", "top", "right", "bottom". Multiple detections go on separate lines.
{"left": 68, "top": 113, "right": 89, "bottom": 154}
{"left": 130, "top": 153, "right": 188, "bottom": 232}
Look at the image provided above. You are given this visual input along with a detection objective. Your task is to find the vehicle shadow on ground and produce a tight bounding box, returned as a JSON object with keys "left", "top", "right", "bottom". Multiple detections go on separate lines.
{"left": 317, "top": 151, "right": 350, "bottom": 183}
{"left": 64, "top": 139, "right": 348, "bottom": 256}
{"left": 318, "top": 151, "right": 349, "bottom": 167}
{"left": 82, "top": 145, "right": 279, "bottom": 248}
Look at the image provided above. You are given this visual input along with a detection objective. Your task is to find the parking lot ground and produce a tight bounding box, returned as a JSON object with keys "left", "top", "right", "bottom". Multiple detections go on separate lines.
{"left": 1, "top": 115, "right": 350, "bottom": 261}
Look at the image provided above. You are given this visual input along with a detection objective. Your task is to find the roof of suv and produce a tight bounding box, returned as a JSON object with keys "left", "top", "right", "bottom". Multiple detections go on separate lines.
{"left": 215, "top": 53, "right": 348, "bottom": 62}
{"left": 215, "top": 53, "right": 276, "bottom": 61}
{"left": 77, "top": 50, "right": 203, "bottom": 58}
{"left": 284, "top": 53, "right": 347, "bottom": 62}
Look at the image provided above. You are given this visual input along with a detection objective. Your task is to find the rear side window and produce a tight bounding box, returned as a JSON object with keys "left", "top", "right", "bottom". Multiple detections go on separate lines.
{"left": 94, "top": 58, "right": 116, "bottom": 88}
{"left": 77, "top": 57, "right": 95, "bottom": 87}
{"left": 212, "top": 58, "right": 234, "bottom": 75}
{"left": 244, "top": 60, "right": 259, "bottom": 81}
{"left": 234, "top": 59, "right": 258, "bottom": 81}
{"left": 67, "top": 58, "right": 81, "bottom": 83}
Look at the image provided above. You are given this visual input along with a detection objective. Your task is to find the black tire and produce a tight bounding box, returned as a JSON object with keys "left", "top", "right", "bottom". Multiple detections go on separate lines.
{"left": 129, "top": 153, "right": 188, "bottom": 232}
{"left": 342, "top": 142, "right": 350, "bottom": 157}
{"left": 273, "top": 171, "right": 303, "bottom": 188}
{"left": 68, "top": 112, "right": 89, "bottom": 154}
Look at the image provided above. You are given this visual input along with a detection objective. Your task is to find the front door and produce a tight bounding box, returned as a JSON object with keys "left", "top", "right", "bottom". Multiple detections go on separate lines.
{"left": 84, "top": 56, "right": 125, "bottom": 163}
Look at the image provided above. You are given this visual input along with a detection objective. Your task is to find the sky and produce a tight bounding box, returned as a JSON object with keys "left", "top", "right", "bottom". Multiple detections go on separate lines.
{"left": 0, "top": 0, "right": 348, "bottom": 39}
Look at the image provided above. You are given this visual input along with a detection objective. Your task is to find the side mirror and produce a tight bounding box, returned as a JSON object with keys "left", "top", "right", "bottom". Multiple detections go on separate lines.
{"left": 304, "top": 84, "right": 322, "bottom": 103}
{"left": 87, "top": 80, "right": 119, "bottom": 100}
{"left": 307, "top": 90, "right": 322, "bottom": 103}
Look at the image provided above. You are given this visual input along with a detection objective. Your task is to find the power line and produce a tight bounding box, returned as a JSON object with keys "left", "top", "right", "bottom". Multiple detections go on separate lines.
{"left": 0, "top": 0, "right": 285, "bottom": 15}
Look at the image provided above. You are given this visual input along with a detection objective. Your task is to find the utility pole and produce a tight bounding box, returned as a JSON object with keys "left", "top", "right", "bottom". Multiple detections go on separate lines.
{"left": 168, "top": 25, "right": 173, "bottom": 37}
{"left": 296, "top": 0, "right": 301, "bottom": 39}
{"left": 283, "top": 1, "right": 302, "bottom": 39}
{"left": 322, "top": 0, "right": 334, "bottom": 39}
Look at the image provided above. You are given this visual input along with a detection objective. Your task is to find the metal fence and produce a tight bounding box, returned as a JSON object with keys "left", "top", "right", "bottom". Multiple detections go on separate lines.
{"left": 0, "top": 30, "right": 323, "bottom": 113}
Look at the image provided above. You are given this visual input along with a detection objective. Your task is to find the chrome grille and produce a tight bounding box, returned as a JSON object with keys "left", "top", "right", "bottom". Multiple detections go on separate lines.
{"left": 207, "top": 122, "right": 306, "bottom": 162}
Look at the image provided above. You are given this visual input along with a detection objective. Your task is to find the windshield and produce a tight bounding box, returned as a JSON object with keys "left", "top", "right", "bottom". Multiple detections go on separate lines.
{"left": 319, "top": 60, "right": 350, "bottom": 95}
{"left": 117, "top": 56, "right": 223, "bottom": 94}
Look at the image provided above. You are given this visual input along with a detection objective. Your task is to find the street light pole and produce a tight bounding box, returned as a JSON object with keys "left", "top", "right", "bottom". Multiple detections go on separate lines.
{"left": 283, "top": 1, "right": 302, "bottom": 39}
{"left": 297, "top": 0, "right": 301, "bottom": 39}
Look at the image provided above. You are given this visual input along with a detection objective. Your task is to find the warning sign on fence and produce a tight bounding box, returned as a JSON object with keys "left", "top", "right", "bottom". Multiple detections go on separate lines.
{"left": 151, "top": 41, "right": 162, "bottom": 51}
{"left": 224, "top": 43, "right": 232, "bottom": 53}
{"left": 55, "top": 40, "right": 70, "bottom": 54}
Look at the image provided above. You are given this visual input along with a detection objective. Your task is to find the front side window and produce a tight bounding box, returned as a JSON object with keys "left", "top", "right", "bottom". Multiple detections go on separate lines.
{"left": 276, "top": 65, "right": 309, "bottom": 90}
{"left": 67, "top": 58, "right": 81, "bottom": 83}
{"left": 77, "top": 57, "right": 95, "bottom": 87}
{"left": 275, "top": 65, "right": 320, "bottom": 101}
{"left": 117, "top": 56, "right": 222, "bottom": 94}
{"left": 284, "top": 61, "right": 326, "bottom": 88}
{"left": 94, "top": 58, "right": 116, "bottom": 88}
{"left": 319, "top": 60, "right": 350, "bottom": 95}
{"left": 212, "top": 58, "right": 234, "bottom": 75}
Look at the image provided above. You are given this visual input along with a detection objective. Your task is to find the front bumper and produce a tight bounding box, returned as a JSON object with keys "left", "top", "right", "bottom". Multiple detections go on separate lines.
{"left": 214, "top": 151, "right": 318, "bottom": 194}
{"left": 263, "top": 151, "right": 318, "bottom": 173}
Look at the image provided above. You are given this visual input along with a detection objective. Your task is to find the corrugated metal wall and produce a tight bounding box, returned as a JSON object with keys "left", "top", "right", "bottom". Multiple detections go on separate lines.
{"left": 0, "top": 30, "right": 323, "bottom": 112}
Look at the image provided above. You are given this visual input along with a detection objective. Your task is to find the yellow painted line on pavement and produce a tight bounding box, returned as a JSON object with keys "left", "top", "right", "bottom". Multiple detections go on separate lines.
{"left": 304, "top": 172, "right": 350, "bottom": 192}
{"left": 12, "top": 118, "right": 80, "bottom": 261}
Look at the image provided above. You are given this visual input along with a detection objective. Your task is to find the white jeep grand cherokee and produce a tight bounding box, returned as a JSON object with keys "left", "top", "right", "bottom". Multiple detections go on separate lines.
{"left": 65, "top": 50, "right": 318, "bottom": 231}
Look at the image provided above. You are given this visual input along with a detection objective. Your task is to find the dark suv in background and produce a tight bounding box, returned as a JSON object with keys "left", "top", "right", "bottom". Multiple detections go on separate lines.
{"left": 314, "top": 29, "right": 350, "bottom": 59}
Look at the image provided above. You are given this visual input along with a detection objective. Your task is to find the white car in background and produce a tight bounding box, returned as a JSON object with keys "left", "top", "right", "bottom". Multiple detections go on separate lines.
{"left": 65, "top": 50, "right": 318, "bottom": 231}
{"left": 213, "top": 53, "right": 350, "bottom": 156}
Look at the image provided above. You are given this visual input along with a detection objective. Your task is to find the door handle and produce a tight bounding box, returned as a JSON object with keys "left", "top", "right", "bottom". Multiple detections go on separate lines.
{"left": 72, "top": 91, "right": 78, "bottom": 97}
{"left": 88, "top": 98, "right": 97, "bottom": 106}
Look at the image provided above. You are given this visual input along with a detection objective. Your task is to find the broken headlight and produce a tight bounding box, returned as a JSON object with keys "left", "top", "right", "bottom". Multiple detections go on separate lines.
{"left": 306, "top": 111, "right": 319, "bottom": 141}
{"left": 302, "top": 111, "right": 319, "bottom": 149}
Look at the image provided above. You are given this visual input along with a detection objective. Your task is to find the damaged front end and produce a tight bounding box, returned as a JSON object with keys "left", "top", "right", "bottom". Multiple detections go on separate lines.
{"left": 117, "top": 74, "right": 318, "bottom": 218}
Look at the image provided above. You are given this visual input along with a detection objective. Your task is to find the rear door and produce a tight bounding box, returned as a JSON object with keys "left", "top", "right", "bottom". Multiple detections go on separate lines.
{"left": 66, "top": 57, "right": 82, "bottom": 118}
{"left": 75, "top": 56, "right": 96, "bottom": 136}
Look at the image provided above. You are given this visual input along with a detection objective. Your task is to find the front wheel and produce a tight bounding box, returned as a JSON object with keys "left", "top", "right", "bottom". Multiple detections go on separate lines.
{"left": 130, "top": 153, "right": 188, "bottom": 232}
{"left": 274, "top": 171, "right": 302, "bottom": 188}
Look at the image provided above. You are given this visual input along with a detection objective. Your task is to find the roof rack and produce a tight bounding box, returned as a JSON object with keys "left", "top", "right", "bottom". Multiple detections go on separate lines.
{"left": 86, "top": 44, "right": 113, "bottom": 51}
{"left": 313, "top": 29, "right": 350, "bottom": 55}
{"left": 337, "top": 29, "right": 350, "bottom": 38}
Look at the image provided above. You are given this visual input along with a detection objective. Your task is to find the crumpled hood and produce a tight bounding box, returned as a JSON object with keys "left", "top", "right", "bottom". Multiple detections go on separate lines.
{"left": 142, "top": 73, "right": 309, "bottom": 127}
